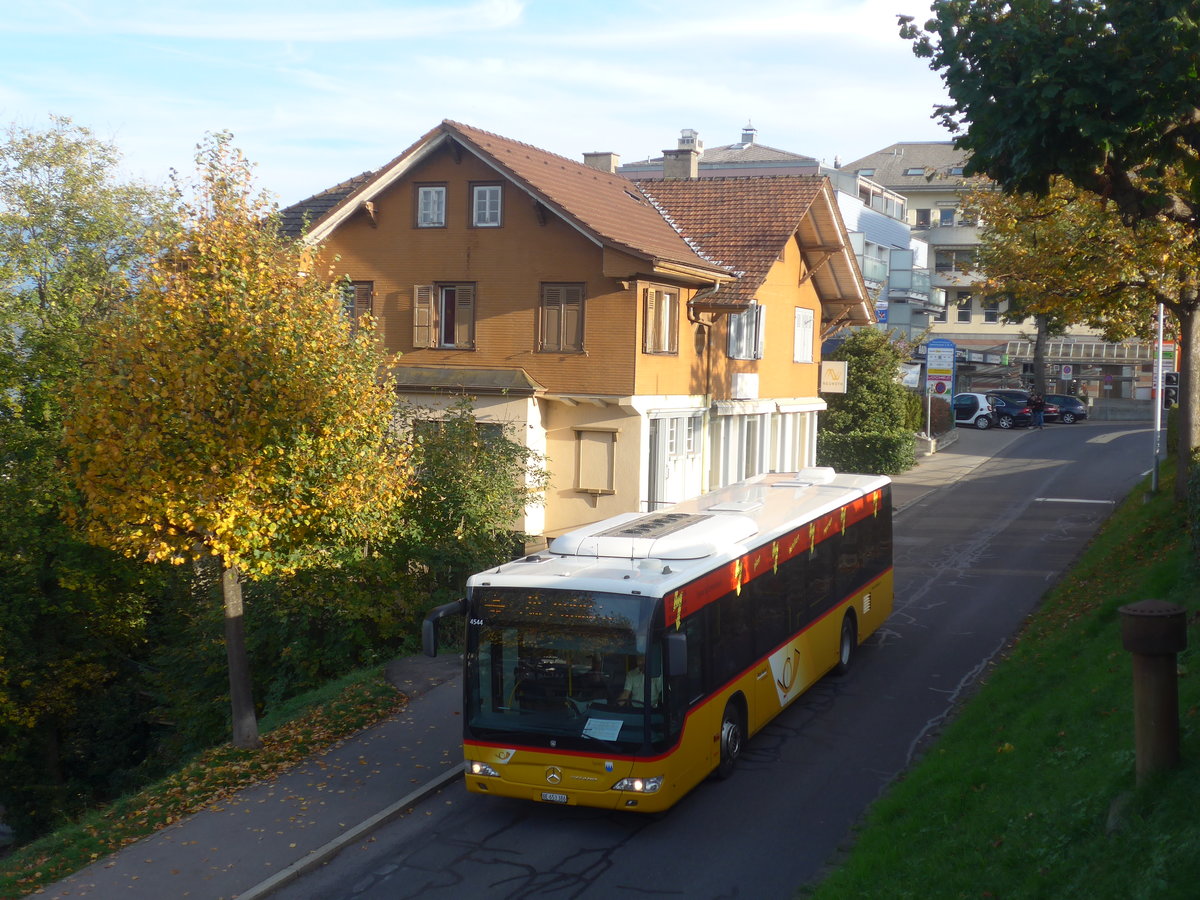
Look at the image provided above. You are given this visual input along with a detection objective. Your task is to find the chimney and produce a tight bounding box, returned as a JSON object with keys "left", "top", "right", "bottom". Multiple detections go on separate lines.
{"left": 662, "top": 148, "right": 699, "bottom": 179}
{"left": 583, "top": 151, "right": 620, "bottom": 173}
{"left": 741, "top": 122, "right": 757, "bottom": 144}
{"left": 678, "top": 128, "right": 703, "bottom": 154}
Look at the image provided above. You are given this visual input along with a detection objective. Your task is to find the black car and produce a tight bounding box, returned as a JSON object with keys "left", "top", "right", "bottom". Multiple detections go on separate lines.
{"left": 984, "top": 392, "right": 1032, "bottom": 429}
{"left": 1043, "top": 393, "right": 1089, "bottom": 424}
{"left": 987, "top": 388, "right": 1061, "bottom": 424}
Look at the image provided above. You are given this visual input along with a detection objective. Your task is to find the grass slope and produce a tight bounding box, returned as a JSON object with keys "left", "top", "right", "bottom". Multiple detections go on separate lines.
{"left": 809, "top": 469, "right": 1199, "bottom": 899}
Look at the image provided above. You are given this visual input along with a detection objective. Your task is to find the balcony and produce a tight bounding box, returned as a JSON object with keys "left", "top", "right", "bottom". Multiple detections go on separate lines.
{"left": 860, "top": 255, "right": 888, "bottom": 284}
{"left": 887, "top": 267, "right": 934, "bottom": 303}
{"left": 923, "top": 223, "right": 982, "bottom": 247}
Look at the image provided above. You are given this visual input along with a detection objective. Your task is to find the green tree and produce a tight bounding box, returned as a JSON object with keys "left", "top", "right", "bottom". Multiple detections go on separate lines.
{"left": 64, "top": 133, "right": 411, "bottom": 749}
{"left": 902, "top": 0, "right": 1200, "bottom": 496}
{"left": 969, "top": 180, "right": 1165, "bottom": 394}
{"left": 817, "top": 329, "right": 917, "bottom": 475}
{"left": 0, "top": 118, "right": 175, "bottom": 835}
{"left": 395, "top": 398, "right": 548, "bottom": 590}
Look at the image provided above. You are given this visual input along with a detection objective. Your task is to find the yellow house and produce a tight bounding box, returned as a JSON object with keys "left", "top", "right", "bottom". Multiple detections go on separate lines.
{"left": 282, "top": 120, "right": 872, "bottom": 541}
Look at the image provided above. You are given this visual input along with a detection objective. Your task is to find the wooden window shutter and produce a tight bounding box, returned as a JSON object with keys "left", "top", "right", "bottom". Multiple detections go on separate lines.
{"left": 454, "top": 283, "right": 475, "bottom": 348}
{"left": 665, "top": 291, "right": 678, "bottom": 353}
{"left": 413, "top": 284, "right": 434, "bottom": 348}
{"left": 562, "top": 285, "right": 583, "bottom": 350}
{"left": 754, "top": 303, "right": 766, "bottom": 359}
{"left": 576, "top": 429, "right": 616, "bottom": 493}
{"left": 542, "top": 285, "right": 563, "bottom": 351}
{"left": 354, "top": 282, "right": 373, "bottom": 319}
{"left": 643, "top": 288, "right": 657, "bottom": 353}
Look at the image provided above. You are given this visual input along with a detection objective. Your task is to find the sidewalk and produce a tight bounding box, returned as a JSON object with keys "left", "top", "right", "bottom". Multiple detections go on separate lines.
{"left": 891, "top": 425, "right": 1023, "bottom": 514}
{"left": 42, "top": 655, "right": 465, "bottom": 900}
{"left": 40, "top": 432, "right": 1003, "bottom": 900}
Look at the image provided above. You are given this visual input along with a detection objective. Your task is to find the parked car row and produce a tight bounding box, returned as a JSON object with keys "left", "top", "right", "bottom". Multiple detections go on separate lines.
{"left": 951, "top": 390, "right": 1089, "bottom": 430}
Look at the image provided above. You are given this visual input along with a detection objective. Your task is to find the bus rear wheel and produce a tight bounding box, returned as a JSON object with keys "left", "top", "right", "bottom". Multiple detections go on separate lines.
{"left": 834, "top": 614, "right": 857, "bottom": 676}
{"left": 715, "top": 702, "right": 744, "bottom": 780}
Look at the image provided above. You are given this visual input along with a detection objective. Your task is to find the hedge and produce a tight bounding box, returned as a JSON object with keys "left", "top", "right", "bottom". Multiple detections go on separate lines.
{"left": 816, "top": 429, "right": 916, "bottom": 476}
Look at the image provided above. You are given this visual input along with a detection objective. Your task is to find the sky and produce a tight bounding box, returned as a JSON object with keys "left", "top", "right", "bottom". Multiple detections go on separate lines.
{"left": 2, "top": 0, "right": 953, "bottom": 207}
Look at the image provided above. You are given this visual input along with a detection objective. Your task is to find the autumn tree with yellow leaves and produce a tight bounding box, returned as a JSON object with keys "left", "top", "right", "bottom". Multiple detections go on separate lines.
{"left": 65, "top": 134, "right": 411, "bottom": 748}
{"left": 970, "top": 177, "right": 1200, "bottom": 493}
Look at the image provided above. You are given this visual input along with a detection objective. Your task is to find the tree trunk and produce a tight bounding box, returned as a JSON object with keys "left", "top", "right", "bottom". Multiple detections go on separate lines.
{"left": 1173, "top": 300, "right": 1199, "bottom": 500}
{"left": 221, "top": 564, "right": 261, "bottom": 749}
{"left": 1032, "top": 314, "right": 1049, "bottom": 395}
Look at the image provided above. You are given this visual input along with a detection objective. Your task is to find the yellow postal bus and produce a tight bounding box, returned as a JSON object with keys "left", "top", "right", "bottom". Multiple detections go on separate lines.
{"left": 423, "top": 469, "right": 893, "bottom": 813}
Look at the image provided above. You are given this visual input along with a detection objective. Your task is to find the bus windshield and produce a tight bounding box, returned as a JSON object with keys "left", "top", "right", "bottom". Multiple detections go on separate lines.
{"left": 466, "top": 586, "right": 664, "bottom": 753}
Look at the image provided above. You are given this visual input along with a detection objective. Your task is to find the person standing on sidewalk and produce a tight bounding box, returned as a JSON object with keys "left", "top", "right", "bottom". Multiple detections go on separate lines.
{"left": 1030, "top": 392, "right": 1046, "bottom": 430}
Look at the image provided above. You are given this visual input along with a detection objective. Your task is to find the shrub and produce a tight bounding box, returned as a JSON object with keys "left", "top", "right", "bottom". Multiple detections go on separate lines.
{"left": 903, "top": 390, "right": 924, "bottom": 432}
{"left": 820, "top": 329, "right": 917, "bottom": 475}
{"left": 927, "top": 396, "right": 953, "bottom": 436}
{"left": 816, "top": 429, "right": 916, "bottom": 475}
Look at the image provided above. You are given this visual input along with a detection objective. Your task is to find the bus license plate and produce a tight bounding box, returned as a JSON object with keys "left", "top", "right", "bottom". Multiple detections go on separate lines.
{"left": 540, "top": 791, "right": 568, "bottom": 804}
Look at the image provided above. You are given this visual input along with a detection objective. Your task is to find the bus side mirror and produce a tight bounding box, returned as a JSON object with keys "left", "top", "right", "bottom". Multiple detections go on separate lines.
{"left": 664, "top": 632, "right": 688, "bottom": 678}
{"left": 422, "top": 598, "right": 466, "bottom": 657}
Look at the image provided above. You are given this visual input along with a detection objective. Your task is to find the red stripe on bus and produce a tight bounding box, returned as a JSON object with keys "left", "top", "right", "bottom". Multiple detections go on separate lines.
{"left": 666, "top": 488, "right": 886, "bottom": 628}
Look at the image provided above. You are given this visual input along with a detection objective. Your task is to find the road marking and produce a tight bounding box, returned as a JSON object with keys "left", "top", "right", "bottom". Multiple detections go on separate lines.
{"left": 1033, "top": 498, "right": 1116, "bottom": 505}
{"left": 1086, "top": 429, "right": 1149, "bottom": 445}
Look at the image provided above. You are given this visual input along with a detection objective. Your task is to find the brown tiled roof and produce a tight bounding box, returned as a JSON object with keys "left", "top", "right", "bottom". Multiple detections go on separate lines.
{"left": 444, "top": 121, "right": 726, "bottom": 274}
{"left": 283, "top": 120, "right": 730, "bottom": 278}
{"left": 639, "top": 176, "right": 816, "bottom": 305}
{"left": 640, "top": 176, "right": 872, "bottom": 328}
{"left": 278, "top": 171, "right": 376, "bottom": 238}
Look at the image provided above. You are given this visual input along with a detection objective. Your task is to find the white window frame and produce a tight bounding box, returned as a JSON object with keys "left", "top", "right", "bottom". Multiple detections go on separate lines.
{"left": 727, "top": 303, "right": 765, "bottom": 360}
{"left": 472, "top": 184, "right": 502, "bottom": 227}
{"left": 793, "top": 307, "right": 815, "bottom": 363}
{"left": 417, "top": 185, "right": 446, "bottom": 227}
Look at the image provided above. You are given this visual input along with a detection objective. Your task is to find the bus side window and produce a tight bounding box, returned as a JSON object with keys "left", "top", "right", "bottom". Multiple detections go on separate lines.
{"left": 750, "top": 570, "right": 788, "bottom": 657}
{"left": 808, "top": 537, "right": 835, "bottom": 622}
{"left": 684, "top": 617, "right": 705, "bottom": 704}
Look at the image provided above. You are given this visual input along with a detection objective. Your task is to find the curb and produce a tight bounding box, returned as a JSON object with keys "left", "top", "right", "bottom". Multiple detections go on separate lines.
{"left": 236, "top": 763, "right": 464, "bottom": 900}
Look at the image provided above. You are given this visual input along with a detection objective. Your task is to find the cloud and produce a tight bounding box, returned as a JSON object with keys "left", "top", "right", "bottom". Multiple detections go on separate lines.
{"left": 1, "top": 0, "right": 527, "bottom": 41}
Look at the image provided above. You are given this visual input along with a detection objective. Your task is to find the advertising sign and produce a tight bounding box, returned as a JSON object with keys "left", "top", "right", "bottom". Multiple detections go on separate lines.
{"left": 820, "top": 360, "right": 848, "bottom": 393}
{"left": 924, "top": 338, "right": 956, "bottom": 396}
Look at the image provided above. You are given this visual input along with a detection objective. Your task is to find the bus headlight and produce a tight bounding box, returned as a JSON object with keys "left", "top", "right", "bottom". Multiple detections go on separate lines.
{"left": 612, "top": 775, "right": 663, "bottom": 794}
{"left": 469, "top": 761, "right": 501, "bottom": 777}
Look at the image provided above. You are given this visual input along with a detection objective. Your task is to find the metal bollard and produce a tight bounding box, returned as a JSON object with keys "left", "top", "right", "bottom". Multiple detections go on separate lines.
{"left": 1119, "top": 600, "right": 1188, "bottom": 785}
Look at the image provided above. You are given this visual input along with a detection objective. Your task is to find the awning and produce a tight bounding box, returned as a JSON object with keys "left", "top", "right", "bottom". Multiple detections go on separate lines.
{"left": 391, "top": 365, "right": 544, "bottom": 397}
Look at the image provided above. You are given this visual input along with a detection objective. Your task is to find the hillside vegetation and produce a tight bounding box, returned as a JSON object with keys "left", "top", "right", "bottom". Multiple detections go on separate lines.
{"left": 810, "top": 462, "right": 1199, "bottom": 898}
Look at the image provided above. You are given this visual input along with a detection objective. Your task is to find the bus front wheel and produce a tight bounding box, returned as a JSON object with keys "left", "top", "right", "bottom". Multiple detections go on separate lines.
{"left": 716, "top": 702, "right": 744, "bottom": 779}
{"left": 834, "top": 614, "right": 857, "bottom": 676}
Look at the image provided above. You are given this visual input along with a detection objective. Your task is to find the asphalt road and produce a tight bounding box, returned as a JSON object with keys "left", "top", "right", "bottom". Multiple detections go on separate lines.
{"left": 276, "top": 421, "right": 1155, "bottom": 900}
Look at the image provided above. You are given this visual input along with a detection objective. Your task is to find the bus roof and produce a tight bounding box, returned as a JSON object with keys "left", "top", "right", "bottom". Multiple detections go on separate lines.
{"left": 467, "top": 470, "right": 891, "bottom": 599}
